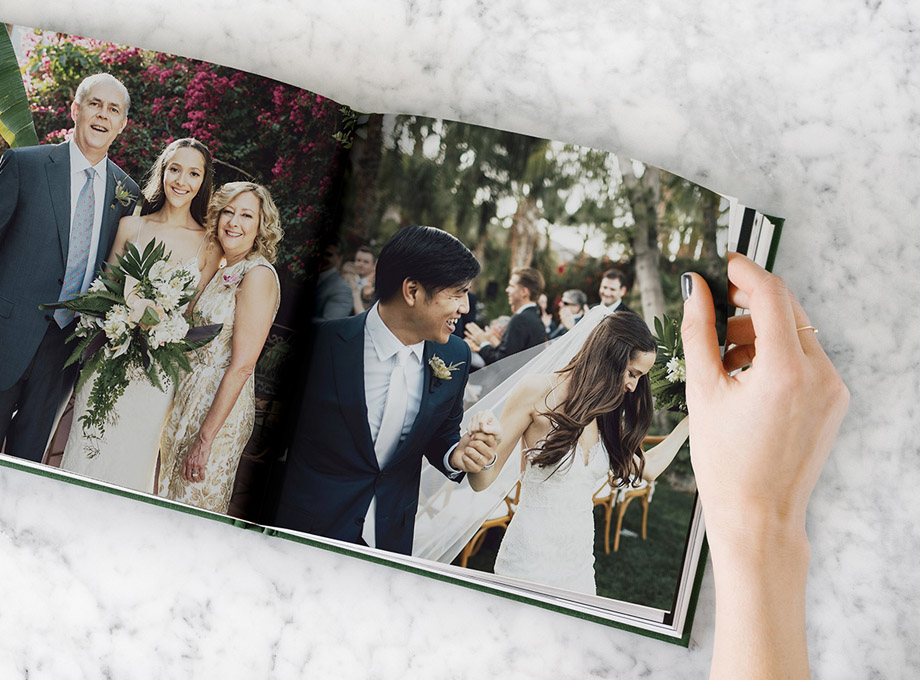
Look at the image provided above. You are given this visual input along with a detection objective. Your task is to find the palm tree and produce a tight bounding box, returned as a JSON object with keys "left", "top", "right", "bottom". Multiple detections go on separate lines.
{"left": 0, "top": 24, "right": 38, "bottom": 148}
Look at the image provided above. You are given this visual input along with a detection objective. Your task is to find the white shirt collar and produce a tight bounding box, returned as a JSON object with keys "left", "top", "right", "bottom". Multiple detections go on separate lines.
{"left": 68, "top": 139, "right": 107, "bottom": 177}
{"left": 366, "top": 303, "right": 425, "bottom": 363}
{"left": 514, "top": 301, "right": 537, "bottom": 315}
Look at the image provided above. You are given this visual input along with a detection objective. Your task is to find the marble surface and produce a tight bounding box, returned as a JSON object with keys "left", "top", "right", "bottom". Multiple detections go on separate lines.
{"left": 2, "top": 1, "right": 918, "bottom": 677}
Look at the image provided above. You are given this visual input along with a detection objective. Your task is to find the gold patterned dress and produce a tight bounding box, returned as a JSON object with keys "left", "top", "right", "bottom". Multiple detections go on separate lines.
{"left": 157, "top": 254, "right": 280, "bottom": 512}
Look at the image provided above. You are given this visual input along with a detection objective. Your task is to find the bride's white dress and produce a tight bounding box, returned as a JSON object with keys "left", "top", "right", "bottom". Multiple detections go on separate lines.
{"left": 59, "top": 238, "right": 204, "bottom": 494}
{"left": 493, "top": 436, "right": 609, "bottom": 595}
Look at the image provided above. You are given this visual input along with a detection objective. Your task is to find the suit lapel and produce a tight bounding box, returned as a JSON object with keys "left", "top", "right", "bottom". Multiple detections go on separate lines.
{"left": 46, "top": 144, "right": 71, "bottom": 267}
{"left": 332, "top": 312, "right": 377, "bottom": 467}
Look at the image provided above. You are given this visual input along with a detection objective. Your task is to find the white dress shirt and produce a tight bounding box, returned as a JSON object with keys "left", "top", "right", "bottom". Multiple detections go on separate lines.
{"left": 68, "top": 140, "right": 109, "bottom": 293}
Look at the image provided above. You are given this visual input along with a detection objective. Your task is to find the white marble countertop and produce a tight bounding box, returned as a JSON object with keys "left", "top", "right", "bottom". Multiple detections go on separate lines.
{"left": 2, "top": 2, "right": 918, "bottom": 677}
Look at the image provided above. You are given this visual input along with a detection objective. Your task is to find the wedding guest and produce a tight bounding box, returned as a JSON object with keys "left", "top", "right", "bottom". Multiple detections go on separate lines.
{"left": 60, "top": 137, "right": 221, "bottom": 493}
{"left": 597, "top": 268, "right": 632, "bottom": 313}
{"left": 158, "top": 181, "right": 282, "bottom": 513}
{"left": 464, "top": 267, "right": 546, "bottom": 364}
{"left": 681, "top": 254, "right": 848, "bottom": 679}
{"left": 313, "top": 241, "right": 353, "bottom": 321}
{"left": 0, "top": 73, "right": 139, "bottom": 462}
{"left": 549, "top": 289, "right": 587, "bottom": 339}
{"left": 343, "top": 244, "right": 377, "bottom": 314}
{"left": 537, "top": 293, "right": 554, "bottom": 337}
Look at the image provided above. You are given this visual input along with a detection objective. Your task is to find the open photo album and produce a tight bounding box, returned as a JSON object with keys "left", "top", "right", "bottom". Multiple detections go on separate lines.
{"left": 0, "top": 24, "right": 784, "bottom": 644}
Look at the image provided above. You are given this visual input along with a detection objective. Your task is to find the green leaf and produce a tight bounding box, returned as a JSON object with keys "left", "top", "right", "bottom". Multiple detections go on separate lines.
{"left": 0, "top": 27, "right": 39, "bottom": 148}
{"left": 139, "top": 305, "right": 160, "bottom": 327}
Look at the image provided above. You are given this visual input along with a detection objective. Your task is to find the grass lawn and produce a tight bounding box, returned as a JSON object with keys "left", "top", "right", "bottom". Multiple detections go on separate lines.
{"left": 456, "top": 479, "right": 696, "bottom": 611}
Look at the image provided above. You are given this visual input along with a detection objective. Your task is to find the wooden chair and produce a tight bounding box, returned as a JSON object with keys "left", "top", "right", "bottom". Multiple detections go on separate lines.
{"left": 458, "top": 481, "right": 521, "bottom": 568}
{"left": 592, "top": 433, "right": 666, "bottom": 553}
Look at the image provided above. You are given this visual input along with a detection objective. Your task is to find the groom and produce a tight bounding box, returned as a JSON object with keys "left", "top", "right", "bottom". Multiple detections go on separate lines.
{"left": 275, "top": 226, "right": 499, "bottom": 555}
{"left": 0, "top": 73, "right": 139, "bottom": 462}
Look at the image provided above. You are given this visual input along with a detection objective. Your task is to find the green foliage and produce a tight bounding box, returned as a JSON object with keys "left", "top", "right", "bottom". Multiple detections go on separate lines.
{"left": 0, "top": 26, "right": 38, "bottom": 147}
{"left": 649, "top": 314, "right": 688, "bottom": 414}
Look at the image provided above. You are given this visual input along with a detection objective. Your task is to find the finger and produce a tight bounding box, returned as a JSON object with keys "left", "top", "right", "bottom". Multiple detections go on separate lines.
{"left": 787, "top": 290, "right": 824, "bottom": 357}
{"left": 726, "top": 253, "right": 801, "bottom": 365}
{"left": 681, "top": 272, "right": 725, "bottom": 394}
{"left": 722, "top": 343, "right": 755, "bottom": 373}
{"left": 726, "top": 314, "right": 755, "bottom": 347}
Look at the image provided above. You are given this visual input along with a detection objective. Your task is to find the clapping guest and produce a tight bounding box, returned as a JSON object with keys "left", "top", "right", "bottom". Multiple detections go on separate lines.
{"left": 549, "top": 289, "right": 587, "bottom": 339}
{"left": 537, "top": 293, "right": 554, "bottom": 337}
{"left": 464, "top": 267, "right": 546, "bottom": 364}
{"left": 342, "top": 245, "right": 376, "bottom": 314}
{"left": 313, "top": 241, "right": 353, "bottom": 321}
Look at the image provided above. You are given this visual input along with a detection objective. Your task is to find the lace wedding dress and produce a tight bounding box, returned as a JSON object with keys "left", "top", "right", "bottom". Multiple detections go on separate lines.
{"left": 493, "top": 435, "right": 610, "bottom": 596}
{"left": 59, "top": 252, "right": 203, "bottom": 494}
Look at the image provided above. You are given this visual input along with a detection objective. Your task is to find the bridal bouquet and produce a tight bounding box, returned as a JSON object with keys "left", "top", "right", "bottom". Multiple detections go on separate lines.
{"left": 649, "top": 314, "right": 688, "bottom": 414}
{"left": 42, "top": 240, "right": 221, "bottom": 438}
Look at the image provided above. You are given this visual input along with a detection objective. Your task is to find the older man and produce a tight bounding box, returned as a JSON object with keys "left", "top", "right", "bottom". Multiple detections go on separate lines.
{"left": 549, "top": 289, "right": 588, "bottom": 339}
{"left": 0, "top": 73, "right": 139, "bottom": 462}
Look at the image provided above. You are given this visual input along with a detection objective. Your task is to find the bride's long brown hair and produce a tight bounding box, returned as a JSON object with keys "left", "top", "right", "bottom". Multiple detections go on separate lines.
{"left": 529, "top": 311, "right": 656, "bottom": 484}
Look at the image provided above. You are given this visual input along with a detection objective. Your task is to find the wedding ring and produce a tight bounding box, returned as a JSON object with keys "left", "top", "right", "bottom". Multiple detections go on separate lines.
{"left": 796, "top": 325, "right": 818, "bottom": 334}
{"left": 481, "top": 453, "right": 498, "bottom": 471}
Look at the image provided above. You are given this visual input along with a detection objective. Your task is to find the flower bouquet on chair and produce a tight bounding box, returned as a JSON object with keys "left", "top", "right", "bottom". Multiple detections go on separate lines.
{"left": 42, "top": 239, "right": 221, "bottom": 440}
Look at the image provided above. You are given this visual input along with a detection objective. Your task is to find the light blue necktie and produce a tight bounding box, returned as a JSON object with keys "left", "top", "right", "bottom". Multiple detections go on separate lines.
{"left": 55, "top": 167, "right": 96, "bottom": 328}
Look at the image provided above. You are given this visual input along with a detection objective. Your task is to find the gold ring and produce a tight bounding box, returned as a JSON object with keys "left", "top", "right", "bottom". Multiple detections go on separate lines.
{"left": 796, "top": 325, "right": 818, "bottom": 334}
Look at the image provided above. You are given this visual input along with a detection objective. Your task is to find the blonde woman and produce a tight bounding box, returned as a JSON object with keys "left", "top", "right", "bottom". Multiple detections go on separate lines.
{"left": 158, "top": 182, "right": 282, "bottom": 512}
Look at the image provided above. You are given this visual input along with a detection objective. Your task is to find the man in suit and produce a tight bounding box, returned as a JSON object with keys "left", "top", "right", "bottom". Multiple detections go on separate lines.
{"left": 312, "top": 241, "right": 354, "bottom": 321}
{"left": 0, "top": 73, "right": 139, "bottom": 462}
{"left": 275, "top": 226, "right": 499, "bottom": 555}
{"left": 464, "top": 267, "right": 546, "bottom": 364}
{"left": 598, "top": 268, "right": 632, "bottom": 314}
{"left": 549, "top": 288, "right": 587, "bottom": 339}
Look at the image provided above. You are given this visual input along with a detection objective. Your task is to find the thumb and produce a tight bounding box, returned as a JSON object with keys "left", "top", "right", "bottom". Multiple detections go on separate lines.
{"left": 680, "top": 272, "right": 724, "bottom": 397}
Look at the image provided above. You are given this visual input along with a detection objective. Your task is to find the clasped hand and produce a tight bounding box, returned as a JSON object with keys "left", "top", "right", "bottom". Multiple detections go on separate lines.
{"left": 449, "top": 410, "right": 503, "bottom": 473}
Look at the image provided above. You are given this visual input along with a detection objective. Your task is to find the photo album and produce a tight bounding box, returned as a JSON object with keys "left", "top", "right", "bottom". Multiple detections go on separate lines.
{"left": 0, "top": 24, "right": 783, "bottom": 644}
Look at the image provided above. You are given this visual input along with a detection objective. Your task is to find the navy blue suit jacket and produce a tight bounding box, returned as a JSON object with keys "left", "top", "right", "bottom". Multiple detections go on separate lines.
{"left": 0, "top": 143, "right": 138, "bottom": 390}
{"left": 275, "top": 311, "right": 470, "bottom": 555}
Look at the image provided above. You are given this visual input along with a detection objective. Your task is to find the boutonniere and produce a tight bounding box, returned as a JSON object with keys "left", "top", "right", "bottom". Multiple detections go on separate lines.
{"left": 221, "top": 271, "right": 242, "bottom": 288}
{"left": 112, "top": 179, "right": 137, "bottom": 208}
{"left": 428, "top": 355, "right": 463, "bottom": 391}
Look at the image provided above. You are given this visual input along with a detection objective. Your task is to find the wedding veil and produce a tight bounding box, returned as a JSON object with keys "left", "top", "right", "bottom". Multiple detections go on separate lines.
{"left": 412, "top": 304, "right": 619, "bottom": 563}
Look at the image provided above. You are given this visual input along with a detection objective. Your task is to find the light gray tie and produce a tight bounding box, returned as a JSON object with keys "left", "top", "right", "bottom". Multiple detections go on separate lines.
{"left": 374, "top": 347, "right": 412, "bottom": 468}
{"left": 55, "top": 167, "right": 96, "bottom": 327}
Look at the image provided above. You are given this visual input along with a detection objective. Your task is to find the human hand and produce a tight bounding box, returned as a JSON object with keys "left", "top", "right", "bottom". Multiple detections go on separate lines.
{"left": 559, "top": 306, "right": 576, "bottom": 330}
{"left": 682, "top": 253, "right": 849, "bottom": 680}
{"left": 181, "top": 433, "right": 212, "bottom": 483}
{"left": 451, "top": 411, "right": 503, "bottom": 473}
{"left": 464, "top": 322, "right": 490, "bottom": 347}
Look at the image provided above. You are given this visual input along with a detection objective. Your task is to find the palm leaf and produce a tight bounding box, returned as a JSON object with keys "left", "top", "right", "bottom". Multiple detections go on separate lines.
{"left": 0, "top": 26, "right": 38, "bottom": 148}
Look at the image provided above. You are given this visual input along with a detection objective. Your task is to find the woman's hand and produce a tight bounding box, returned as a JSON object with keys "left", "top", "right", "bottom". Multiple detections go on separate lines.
{"left": 181, "top": 433, "right": 212, "bottom": 483}
{"left": 681, "top": 253, "right": 848, "bottom": 680}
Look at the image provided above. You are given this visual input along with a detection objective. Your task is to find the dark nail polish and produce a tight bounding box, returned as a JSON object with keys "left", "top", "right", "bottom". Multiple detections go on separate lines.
{"left": 681, "top": 273, "right": 693, "bottom": 301}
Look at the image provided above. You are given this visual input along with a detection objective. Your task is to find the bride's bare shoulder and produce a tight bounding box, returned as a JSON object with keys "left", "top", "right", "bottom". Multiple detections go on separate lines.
{"left": 510, "top": 373, "right": 556, "bottom": 406}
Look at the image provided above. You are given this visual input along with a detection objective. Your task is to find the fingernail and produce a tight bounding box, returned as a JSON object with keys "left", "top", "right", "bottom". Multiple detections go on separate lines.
{"left": 681, "top": 273, "right": 693, "bottom": 301}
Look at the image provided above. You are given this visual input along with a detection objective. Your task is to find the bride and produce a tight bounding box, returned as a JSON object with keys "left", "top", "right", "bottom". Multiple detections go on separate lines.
{"left": 60, "top": 138, "right": 222, "bottom": 493}
{"left": 463, "top": 309, "right": 685, "bottom": 595}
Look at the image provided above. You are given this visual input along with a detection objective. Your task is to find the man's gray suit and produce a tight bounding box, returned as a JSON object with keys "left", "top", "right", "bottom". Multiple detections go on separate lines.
{"left": 0, "top": 142, "right": 138, "bottom": 461}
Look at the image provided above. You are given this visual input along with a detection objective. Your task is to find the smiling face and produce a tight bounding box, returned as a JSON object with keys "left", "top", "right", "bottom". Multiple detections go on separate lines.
{"left": 505, "top": 274, "right": 531, "bottom": 313}
{"left": 217, "top": 190, "right": 261, "bottom": 260}
{"left": 162, "top": 147, "right": 206, "bottom": 209}
{"left": 599, "top": 276, "right": 627, "bottom": 307}
{"left": 354, "top": 251, "right": 375, "bottom": 277}
{"left": 70, "top": 80, "right": 128, "bottom": 164}
{"left": 623, "top": 350, "right": 656, "bottom": 393}
{"left": 412, "top": 282, "right": 471, "bottom": 344}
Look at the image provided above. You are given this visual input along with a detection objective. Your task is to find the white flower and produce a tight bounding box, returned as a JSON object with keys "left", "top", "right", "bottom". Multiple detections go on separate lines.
{"left": 148, "top": 260, "right": 173, "bottom": 284}
{"left": 102, "top": 305, "right": 131, "bottom": 342}
{"left": 665, "top": 356, "right": 686, "bottom": 383}
{"left": 88, "top": 278, "right": 107, "bottom": 293}
{"left": 148, "top": 312, "right": 189, "bottom": 347}
{"left": 154, "top": 279, "right": 183, "bottom": 309}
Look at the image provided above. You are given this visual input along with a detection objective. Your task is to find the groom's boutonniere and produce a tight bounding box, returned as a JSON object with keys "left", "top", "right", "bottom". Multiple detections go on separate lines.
{"left": 113, "top": 179, "right": 137, "bottom": 208}
{"left": 428, "top": 355, "right": 463, "bottom": 390}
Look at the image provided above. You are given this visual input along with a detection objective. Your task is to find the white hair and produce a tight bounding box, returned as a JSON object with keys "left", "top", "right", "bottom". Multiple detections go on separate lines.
{"left": 73, "top": 73, "right": 131, "bottom": 114}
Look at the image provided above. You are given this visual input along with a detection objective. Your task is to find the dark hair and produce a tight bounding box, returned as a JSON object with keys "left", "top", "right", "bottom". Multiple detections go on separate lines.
{"left": 375, "top": 225, "right": 480, "bottom": 302}
{"left": 602, "top": 268, "right": 628, "bottom": 290}
{"left": 530, "top": 311, "right": 656, "bottom": 484}
{"left": 141, "top": 138, "right": 214, "bottom": 226}
{"left": 562, "top": 289, "right": 588, "bottom": 309}
{"left": 355, "top": 245, "right": 376, "bottom": 261}
{"left": 512, "top": 267, "right": 544, "bottom": 301}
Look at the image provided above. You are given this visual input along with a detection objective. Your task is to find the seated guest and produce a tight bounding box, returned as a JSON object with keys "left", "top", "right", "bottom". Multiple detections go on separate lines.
{"left": 549, "top": 288, "right": 587, "bottom": 339}
{"left": 313, "top": 241, "right": 353, "bottom": 321}
{"left": 464, "top": 267, "right": 546, "bottom": 364}
{"left": 597, "top": 268, "right": 632, "bottom": 313}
